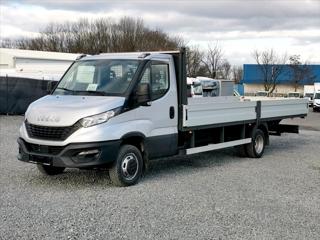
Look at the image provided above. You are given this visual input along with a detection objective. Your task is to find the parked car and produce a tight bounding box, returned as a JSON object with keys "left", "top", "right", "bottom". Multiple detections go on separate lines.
{"left": 255, "top": 91, "right": 268, "bottom": 97}
{"left": 287, "top": 92, "right": 301, "bottom": 98}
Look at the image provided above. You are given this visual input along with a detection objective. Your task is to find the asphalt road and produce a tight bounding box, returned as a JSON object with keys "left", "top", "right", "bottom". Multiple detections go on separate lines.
{"left": 0, "top": 113, "right": 320, "bottom": 240}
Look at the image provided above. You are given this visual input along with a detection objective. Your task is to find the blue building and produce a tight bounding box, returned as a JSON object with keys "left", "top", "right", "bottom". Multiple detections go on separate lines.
{"left": 241, "top": 64, "right": 320, "bottom": 95}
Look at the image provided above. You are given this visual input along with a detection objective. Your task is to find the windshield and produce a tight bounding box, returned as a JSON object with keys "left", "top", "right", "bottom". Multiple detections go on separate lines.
{"left": 305, "top": 93, "right": 313, "bottom": 98}
{"left": 315, "top": 93, "right": 320, "bottom": 99}
{"left": 54, "top": 59, "right": 140, "bottom": 96}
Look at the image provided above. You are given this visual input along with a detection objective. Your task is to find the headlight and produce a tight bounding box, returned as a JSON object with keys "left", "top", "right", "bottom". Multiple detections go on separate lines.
{"left": 80, "top": 109, "right": 119, "bottom": 128}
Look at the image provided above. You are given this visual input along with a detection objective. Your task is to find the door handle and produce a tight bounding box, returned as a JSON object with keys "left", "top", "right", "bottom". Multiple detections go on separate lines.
{"left": 169, "top": 106, "right": 175, "bottom": 119}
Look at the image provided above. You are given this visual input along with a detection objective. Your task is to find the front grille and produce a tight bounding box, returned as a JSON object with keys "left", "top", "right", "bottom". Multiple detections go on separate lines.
{"left": 25, "top": 121, "right": 81, "bottom": 141}
{"left": 24, "top": 141, "right": 64, "bottom": 155}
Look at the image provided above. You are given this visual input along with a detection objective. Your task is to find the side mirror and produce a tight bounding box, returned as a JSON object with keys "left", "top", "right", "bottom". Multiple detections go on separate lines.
{"left": 135, "top": 83, "right": 151, "bottom": 106}
{"left": 47, "top": 81, "right": 58, "bottom": 93}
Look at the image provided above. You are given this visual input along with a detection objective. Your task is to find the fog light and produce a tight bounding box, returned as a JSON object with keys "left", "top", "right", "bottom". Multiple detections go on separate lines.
{"left": 73, "top": 149, "right": 101, "bottom": 163}
{"left": 77, "top": 149, "right": 100, "bottom": 156}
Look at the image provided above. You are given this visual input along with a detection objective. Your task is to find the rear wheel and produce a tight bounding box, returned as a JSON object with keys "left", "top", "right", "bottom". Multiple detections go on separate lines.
{"left": 109, "top": 144, "right": 143, "bottom": 187}
{"left": 37, "top": 165, "right": 65, "bottom": 175}
{"left": 245, "top": 129, "right": 266, "bottom": 158}
{"left": 235, "top": 145, "right": 248, "bottom": 157}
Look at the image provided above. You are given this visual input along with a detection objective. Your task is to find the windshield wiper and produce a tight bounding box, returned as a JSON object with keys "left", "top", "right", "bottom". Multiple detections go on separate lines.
{"left": 72, "top": 90, "right": 107, "bottom": 96}
{"left": 56, "top": 88, "right": 106, "bottom": 96}
{"left": 56, "top": 87, "right": 75, "bottom": 93}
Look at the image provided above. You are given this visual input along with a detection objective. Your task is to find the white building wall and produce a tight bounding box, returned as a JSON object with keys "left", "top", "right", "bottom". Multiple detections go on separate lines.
{"left": 15, "top": 58, "right": 73, "bottom": 74}
{"left": 244, "top": 84, "right": 304, "bottom": 96}
{"left": 0, "top": 51, "right": 15, "bottom": 68}
{"left": 0, "top": 48, "right": 80, "bottom": 80}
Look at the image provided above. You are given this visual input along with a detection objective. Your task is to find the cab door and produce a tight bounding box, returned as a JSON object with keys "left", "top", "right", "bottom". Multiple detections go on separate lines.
{"left": 134, "top": 60, "right": 178, "bottom": 158}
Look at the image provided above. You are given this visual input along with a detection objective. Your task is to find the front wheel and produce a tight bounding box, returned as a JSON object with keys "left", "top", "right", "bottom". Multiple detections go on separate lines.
{"left": 245, "top": 129, "right": 266, "bottom": 158}
{"left": 109, "top": 145, "right": 143, "bottom": 187}
{"left": 37, "top": 165, "right": 65, "bottom": 175}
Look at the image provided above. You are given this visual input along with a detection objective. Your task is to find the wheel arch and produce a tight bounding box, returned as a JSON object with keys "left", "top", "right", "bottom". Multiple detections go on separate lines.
{"left": 257, "top": 122, "right": 269, "bottom": 145}
{"left": 246, "top": 122, "right": 269, "bottom": 145}
{"left": 121, "top": 132, "right": 146, "bottom": 151}
{"left": 120, "top": 132, "right": 149, "bottom": 171}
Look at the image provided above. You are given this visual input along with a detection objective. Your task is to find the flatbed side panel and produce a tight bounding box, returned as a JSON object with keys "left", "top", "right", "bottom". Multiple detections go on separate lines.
{"left": 183, "top": 100, "right": 256, "bottom": 127}
{"left": 260, "top": 99, "right": 308, "bottom": 119}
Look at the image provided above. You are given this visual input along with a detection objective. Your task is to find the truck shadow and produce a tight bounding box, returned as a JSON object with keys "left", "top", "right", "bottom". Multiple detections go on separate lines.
{"left": 145, "top": 148, "right": 248, "bottom": 179}
{"left": 25, "top": 134, "right": 313, "bottom": 188}
{"left": 144, "top": 135, "right": 313, "bottom": 181}
{"left": 27, "top": 149, "right": 239, "bottom": 189}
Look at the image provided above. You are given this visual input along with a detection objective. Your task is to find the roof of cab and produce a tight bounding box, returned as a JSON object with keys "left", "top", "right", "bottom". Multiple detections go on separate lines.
{"left": 80, "top": 50, "right": 180, "bottom": 61}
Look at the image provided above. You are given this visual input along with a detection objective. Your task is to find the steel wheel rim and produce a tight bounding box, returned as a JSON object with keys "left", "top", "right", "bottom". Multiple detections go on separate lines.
{"left": 121, "top": 153, "right": 139, "bottom": 181}
{"left": 255, "top": 135, "right": 264, "bottom": 154}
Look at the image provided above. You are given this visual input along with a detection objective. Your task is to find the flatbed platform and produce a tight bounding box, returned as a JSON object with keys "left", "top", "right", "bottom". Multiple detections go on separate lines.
{"left": 183, "top": 97, "right": 308, "bottom": 129}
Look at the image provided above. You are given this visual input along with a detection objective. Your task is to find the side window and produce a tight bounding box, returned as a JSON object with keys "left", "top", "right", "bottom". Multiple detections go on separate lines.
{"left": 136, "top": 63, "right": 169, "bottom": 101}
{"left": 140, "top": 67, "right": 151, "bottom": 84}
{"left": 151, "top": 64, "right": 169, "bottom": 100}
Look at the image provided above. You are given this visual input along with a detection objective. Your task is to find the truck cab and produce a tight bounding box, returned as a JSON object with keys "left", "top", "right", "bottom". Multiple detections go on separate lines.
{"left": 303, "top": 85, "right": 314, "bottom": 106}
{"left": 313, "top": 83, "right": 320, "bottom": 111}
{"left": 304, "top": 93, "right": 314, "bottom": 106}
{"left": 19, "top": 52, "right": 179, "bottom": 185}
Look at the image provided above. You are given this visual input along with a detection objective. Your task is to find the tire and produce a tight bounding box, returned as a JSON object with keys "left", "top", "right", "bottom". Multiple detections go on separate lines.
{"left": 109, "top": 144, "right": 143, "bottom": 187}
{"left": 245, "top": 129, "right": 265, "bottom": 158}
{"left": 235, "top": 145, "right": 248, "bottom": 157}
{"left": 37, "top": 164, "right": 65, "bottom": 175}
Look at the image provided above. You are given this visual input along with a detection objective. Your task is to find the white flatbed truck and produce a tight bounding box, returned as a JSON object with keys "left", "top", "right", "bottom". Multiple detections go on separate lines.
{"left": 18, "top": 49, "right": 308, "bottom": 186}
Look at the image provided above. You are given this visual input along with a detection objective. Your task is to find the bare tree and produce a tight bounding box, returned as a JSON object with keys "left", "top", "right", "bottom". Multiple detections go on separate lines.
{"left": 252, "top": 49, "right": 288, "bottom": 94}
{"left": 231, "top": 65, "right": 243, "bottom": 84}
{"left": 288, "top": 55, "right": 316, "bottom": 92}
{"left": 2, "top": 17, "right": 182, "bottom": 53}
{"left": 186, "top": 46, "right": 204, "bottom": 77}
{"left": 202, "top": 42, "right": 224, "bottom": 79}
{"left": 0, "top": 38, "right": 16, "bottom": 48}
{"left": 220, "top": 59, "right": 231, "bottom": 79}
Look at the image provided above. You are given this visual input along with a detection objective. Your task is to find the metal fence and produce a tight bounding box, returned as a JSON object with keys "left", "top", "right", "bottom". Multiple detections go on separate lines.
{"left": 0, "top": 76, "right": 54, "bottom": 115}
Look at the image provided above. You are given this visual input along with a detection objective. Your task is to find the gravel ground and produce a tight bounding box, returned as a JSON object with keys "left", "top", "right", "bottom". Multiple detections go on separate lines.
{"left": 1, "top": 115, "right": 320, "bottom": 240}
{"left": 282, "top": 108, "right": 320, "bottom": 131}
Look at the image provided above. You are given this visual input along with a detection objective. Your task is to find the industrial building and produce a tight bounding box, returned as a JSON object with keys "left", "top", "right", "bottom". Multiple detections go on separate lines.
{"left": 0, "top": 48, "right": 80, "bottom": 80}
{"left": 241, "top": 64, "right": 320, "bottom": 96}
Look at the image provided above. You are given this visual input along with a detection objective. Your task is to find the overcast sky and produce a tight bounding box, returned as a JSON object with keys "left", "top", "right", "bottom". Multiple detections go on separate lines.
{"left": 0, "top": 0, "right": 319, "bottom": 65}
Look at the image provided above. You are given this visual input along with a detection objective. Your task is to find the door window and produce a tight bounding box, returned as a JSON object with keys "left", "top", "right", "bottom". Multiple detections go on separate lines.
{"left": 151, "top": 64, "right": 169, "bottom": 100}
{"left": 137, "top": 62, "right": 169, "bottom": 101}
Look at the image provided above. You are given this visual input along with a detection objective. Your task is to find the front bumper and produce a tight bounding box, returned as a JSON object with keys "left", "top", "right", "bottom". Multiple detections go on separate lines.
{"left": 17, "top": 138, "right": 121, "bottom": 168}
